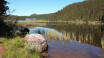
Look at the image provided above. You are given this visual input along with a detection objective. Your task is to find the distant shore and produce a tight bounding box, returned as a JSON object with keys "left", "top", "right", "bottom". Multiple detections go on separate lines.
{"left": 16, "top": 20, "right": 103, "bottom": 28}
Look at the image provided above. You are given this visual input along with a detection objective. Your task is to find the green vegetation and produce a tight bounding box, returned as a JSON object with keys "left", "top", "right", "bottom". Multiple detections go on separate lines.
{"left": 102, "top": 39, "right": 104, "bottom": 48}
{"left": 0, "top": 37, "right": 41, "bottom": 58}
{"left": 47, "top": 23, "right": 104, "bottom": 47}
{"left": 49, "top": 0, "right": 104, "bottom": 22}
{"left": 7, "top": 15, "right": 28, "bottom": 20}
{"left": 0, "top": 0, "right": 16, "bottom": 37}
{"left": 16, "top": 22, "right": 47, "bottom": 27}
{"left": 13, "top": 0, "right": 104, "bottom": 24}
{"left": 0, "top": 1, "right": 41, "bottom": 57}
{"left": 7, "top": 13, "right": 54, "bottom": 21}
{"left": 30, "top": 13, "right": 54, "bottom": 20}
{"left": 6, "top": 0, "right": 104, "bottom": 24}
{"left": 46, "top": 30, "right": 63, "bottom": 40}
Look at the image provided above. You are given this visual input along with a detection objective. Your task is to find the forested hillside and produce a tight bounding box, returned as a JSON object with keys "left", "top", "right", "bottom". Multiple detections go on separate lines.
{"left": 7, "top": 13, "right": 54, "bottom": 20}
{"left": 30, "top": 13, "right": 54, "bottom": 20}
{"left": 7, "top": 15, "right": 28, "bottom": 20}
{"left": 50, "top": 0, "right": 104, "bottom": 21}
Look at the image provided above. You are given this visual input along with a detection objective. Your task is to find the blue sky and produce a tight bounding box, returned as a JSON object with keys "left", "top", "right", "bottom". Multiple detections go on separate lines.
{"left": 6, "top": 0, "right": 84, "bottom": 16}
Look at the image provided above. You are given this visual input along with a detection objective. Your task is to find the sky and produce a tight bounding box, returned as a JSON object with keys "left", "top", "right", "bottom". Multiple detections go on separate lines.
{"left": 6, "top": 0, "right": 84, "bottom": 16}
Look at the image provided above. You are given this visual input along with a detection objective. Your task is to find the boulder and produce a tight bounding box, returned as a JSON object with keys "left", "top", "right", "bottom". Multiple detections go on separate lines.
{"left": 13, "top": 26, "right": 29, "bottom": 36}
{"left": 25, "top": 34, "right": 48, "bottom": 52}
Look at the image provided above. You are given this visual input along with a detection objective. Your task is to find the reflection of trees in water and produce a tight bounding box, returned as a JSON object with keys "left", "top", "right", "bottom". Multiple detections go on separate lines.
{"left": 47, "top": 23, "right": 104, "bottom": 48}
{"left": 62, "top": 31, "right": 102, "bottom": 48}
{"left": 101, "top": 36, "right": 104, "bottom": 48}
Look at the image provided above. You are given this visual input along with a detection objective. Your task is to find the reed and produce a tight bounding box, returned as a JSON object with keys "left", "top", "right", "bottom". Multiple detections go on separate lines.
{"left": 46, "top": 30, "right": 62, "bottom": 40}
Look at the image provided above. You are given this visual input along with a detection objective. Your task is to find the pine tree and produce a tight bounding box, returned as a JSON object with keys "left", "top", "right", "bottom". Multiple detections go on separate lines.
{"left": 0, "top": 0, "right": 10, "bottom": 36}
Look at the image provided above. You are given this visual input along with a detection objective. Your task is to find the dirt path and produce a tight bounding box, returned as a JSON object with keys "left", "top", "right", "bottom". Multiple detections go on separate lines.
{"left": 0, "top": 46, "right": 6, "bottom": 58}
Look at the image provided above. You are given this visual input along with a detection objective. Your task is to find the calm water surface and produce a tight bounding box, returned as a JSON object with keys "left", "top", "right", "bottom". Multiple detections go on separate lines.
{"left": 20, "top": 21, "right": 104, "bottom": 58}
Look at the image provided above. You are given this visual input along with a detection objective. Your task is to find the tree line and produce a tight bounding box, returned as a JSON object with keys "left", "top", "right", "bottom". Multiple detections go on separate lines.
{"left": 48, "top": 0, "right": 104, "bottom": 22}
{"left": 0, "top": 0, "right": 13, "bottom": 37}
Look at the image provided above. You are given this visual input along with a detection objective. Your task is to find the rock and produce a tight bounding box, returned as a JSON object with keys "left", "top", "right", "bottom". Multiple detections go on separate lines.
{"left": 13, "top": 26, "right": 29, "bottom": 36}
{"left": 41, "top": 51, "right": 48, "bottom": 57}
{"left": 0, "top": 40, "right": 3, "bottom": 44}
{"left": 25, "top": 34, "right": 48, "bottom": 52}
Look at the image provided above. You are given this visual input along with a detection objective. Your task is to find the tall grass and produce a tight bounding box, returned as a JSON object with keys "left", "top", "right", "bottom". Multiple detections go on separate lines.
{"left": 46, "top": 30, "right": 63, "bottom": 40}
{"left": 16, "top": 22, "right": 47, "bottom": 27}
{"left": 101, "top": 36, "right": 104, "bottom": 49}
{"left": 1, "top": 37, "right": 41, "bottom": 58}
{"left": 46, "top": 30, "right": 95, "bottom": 45}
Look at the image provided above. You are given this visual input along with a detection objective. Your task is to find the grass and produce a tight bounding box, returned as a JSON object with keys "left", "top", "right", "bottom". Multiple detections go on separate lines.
{"left": 16, "top": 22, "right": 47, "bottom": 27}
{"left": 46, "top": 30, "right": 63, "bottom": 40}
{"left": 46, "top": 30, "right": 94, "bottom": 43}
{"left": 101, "top": 38, "right": 104, "bottom": 49}
{"left": 54, "top": 20, "right": 102, "bottom": 25}
{"left": 0, "top": 37, "right": 41, "bottom": 58}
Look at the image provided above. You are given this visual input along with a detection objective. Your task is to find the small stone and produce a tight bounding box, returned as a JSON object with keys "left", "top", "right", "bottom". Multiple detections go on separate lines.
{"left": 41, "top": 52, "right": 48, "bottom": 57}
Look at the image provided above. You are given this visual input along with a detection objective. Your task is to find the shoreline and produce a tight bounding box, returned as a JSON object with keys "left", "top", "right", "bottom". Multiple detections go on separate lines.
{"left": 16, "top": 20, "right": 103, "bottom": 27}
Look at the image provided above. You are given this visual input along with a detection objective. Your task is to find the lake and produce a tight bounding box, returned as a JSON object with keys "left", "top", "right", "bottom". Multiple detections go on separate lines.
{"left": 17, "top": 20, "right": 50, "bottom": 23}
{"left": 18, "top": 21, "right": 104, "bottom": 58}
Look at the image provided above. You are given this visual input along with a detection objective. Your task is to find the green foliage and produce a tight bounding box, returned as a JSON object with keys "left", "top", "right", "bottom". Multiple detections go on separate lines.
{"left": 2, "top": 37, "right": 41, "bottom": 58}
{"left": 50, "top": 0, "right": 104, "bottom": 22}
{"left": 7, "top": 15, "right": 28, "bottom": 20}
{"left": 0, "top": 0, "right": 15, "bottom": 37}
{"left": 30, "top": 13, "right": 54, "bottom": 20}
{"left": 0, "top": 0, "right": 8, "bottom": 16}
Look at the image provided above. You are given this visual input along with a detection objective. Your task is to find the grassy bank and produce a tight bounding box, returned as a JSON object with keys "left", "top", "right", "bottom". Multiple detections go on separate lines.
{"left": 68, "top": 20, "right": 102, "bottom": 25}
{"left": 16, "top": 20, "right": 103, "bottom": 28}
{"left": 51, "top": 20, "right": 102, "bottom": 25}
{"left": 16, "top": 22, "right": 47, "bottom": 27}
{"left": 0, "top": 37, "right": 41, "bottom": 58}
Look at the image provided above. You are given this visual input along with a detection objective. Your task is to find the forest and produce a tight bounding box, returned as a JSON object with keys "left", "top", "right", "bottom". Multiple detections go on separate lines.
{"left": 50, "top": 0, "right": 104, "bottom": 22}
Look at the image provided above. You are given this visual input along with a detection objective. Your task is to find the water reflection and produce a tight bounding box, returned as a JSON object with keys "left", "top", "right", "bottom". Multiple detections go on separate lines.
{"left": 29, "top": 22, "right": 104, "bottom": 58}
{"left": 29, "top": 24, "right": 104, "bottom": 48}
{"left": 46, "top": 23, "right": 104, "bottom": 49}
{"left": 47, "top": 40, "right": 104, "bottom": 58}
{"left": 29, "top": 27, "right": 63, "bottom": 40}
{"left": 61, "top": 31, "right": 102, "bottom": 48}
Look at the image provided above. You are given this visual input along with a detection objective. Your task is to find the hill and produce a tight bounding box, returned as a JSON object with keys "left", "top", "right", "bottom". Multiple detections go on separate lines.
{"left": 30, "top": 13, "right": 54, "bottom": 20}
{"left": 7, "top": 15, "right": 28, "bottom": 20}
{"left": 50, "top": 0, "right": 104, "bottom": 22}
